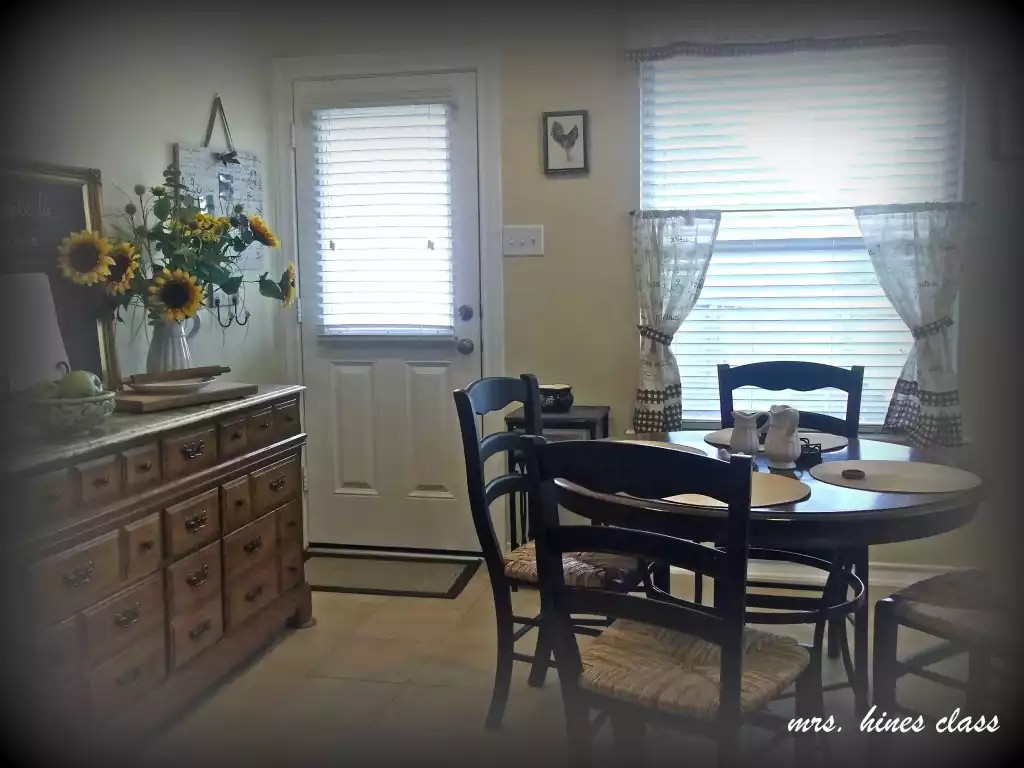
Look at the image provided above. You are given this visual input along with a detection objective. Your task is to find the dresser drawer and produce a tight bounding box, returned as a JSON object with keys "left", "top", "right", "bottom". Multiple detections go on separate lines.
{"left": 165, "top": 488, "right": 221, "bottom": 559}
{"left": 122, "top": 443, "right": 161, "bottom": 493}
{"left": 218, "top": 415, "right": 249, "bottom": 460}
{"left": 31, "top": 531, "right": 121, "bottom": 626}
{"left": 87, "top": 632, "right": 166, "bottom": 716}
{"left": 247, "top": 407, "right": 276, "bottom": 450}
{"left": 221, "top": 475, "right": 253, "bottom": 534}
{"left": 279, "top": 543, "right": 304, "bottom": 593}
{"left": 250, "top": 455, "right": 301, "bottom": 517}
{"left": 166, "top": 542, "right": 222, "bottom": 616}
{"left": 225, "top": 562, "right": 279, "bottom": 630}
{"left": 169, "top": 596, "right": 224, "bottom": 670}
{"left": 37, "top": 615, "right": 80, "bottom": 670}
{"left": 81, "top": 573, "right": 165, "bottom": 664}
{"left": 276, "top": 499, "right": 303, "bottom": 547}
{"left": 26, "top": 469, "right": 75, "bottom": 518}
{"left": 77, "top": 455, "right": 122, "bottom": 507}
{"left": 161, "top": 427, "right": 218, "bottom": 481}
{"left": 223, "top": 512, "right": 278, "bottom": 581}
{"left": 124, "top": 512, "right": 163, "bottom": 582}
{"left": 274, "top": 400, "right": 301, "bottom": 442}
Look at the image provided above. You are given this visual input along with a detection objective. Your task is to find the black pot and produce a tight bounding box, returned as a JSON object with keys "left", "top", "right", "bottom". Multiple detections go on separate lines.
{"left": 539, "top": 384, "right": 574, "bottom": 413}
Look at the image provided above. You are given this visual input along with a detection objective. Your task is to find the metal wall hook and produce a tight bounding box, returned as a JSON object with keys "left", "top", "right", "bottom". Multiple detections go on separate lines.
{"left": 214, "top": 301, "right": 235, "bottom": 328}
{"left": 235, "top": 309, "right": 251, "bottom": 326}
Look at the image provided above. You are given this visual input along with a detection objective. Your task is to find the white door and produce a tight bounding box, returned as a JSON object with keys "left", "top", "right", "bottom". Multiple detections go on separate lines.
{"left": 292, "top": 72, "right": 482, "bottom": 551}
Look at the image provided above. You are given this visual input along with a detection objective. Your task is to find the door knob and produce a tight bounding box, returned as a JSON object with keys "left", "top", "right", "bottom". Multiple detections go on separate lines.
{"left": 456, "top": 338, "right": 475, "bottom": 355}
{"left": 458, "top": 304, "right": 474, "bottom": 321}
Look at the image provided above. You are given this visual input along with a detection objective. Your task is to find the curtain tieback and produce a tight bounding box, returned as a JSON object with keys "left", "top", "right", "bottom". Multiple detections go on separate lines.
{"left": 638, "top": 325, "right": 672, "bottom": 346}
{"left": 911, "top": 316, "right": 953, "bottom": 340}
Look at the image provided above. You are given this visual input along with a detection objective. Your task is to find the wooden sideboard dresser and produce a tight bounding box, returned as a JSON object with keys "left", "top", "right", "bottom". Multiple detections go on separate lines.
{"left": 1, "top": 384, "right": 312, "bottom": 759}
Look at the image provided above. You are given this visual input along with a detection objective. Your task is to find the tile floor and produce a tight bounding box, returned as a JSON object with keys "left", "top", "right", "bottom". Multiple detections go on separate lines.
{"left": 144, "top": 573, "right": 1002, "bottom": 766}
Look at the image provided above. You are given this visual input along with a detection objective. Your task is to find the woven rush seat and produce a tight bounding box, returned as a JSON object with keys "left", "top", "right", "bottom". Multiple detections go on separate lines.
{"left": 503, "top": 541, "right": 639, "bottom": 589}
{"left": 578, "top": 619, "right": 810, "bottom": 718}
{"left": 890, "top": 569, "right": 1010, "bottom": 647}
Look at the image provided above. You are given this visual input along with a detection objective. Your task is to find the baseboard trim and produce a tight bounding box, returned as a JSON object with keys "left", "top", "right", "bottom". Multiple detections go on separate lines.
{"left": 671, "top": 561, "right": 960, "bottom": 590}
{"left": 306, "top": 543, "right": 481, "bottom": 563}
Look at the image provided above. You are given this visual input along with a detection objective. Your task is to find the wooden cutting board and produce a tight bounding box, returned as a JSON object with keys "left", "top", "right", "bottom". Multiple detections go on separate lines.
{"left": 116, "top": 382, "right": 259, "bottom": 413}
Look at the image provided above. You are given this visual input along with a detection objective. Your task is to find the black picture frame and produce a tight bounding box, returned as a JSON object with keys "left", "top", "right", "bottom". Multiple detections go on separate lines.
{"left": 542, "top": 110, "right": 589, "bottom": 175}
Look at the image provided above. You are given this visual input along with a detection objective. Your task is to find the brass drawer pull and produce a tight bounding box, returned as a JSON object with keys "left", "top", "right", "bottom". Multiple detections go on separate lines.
{"left": 284, "top": 414, "right": 295, "bottom": 423}
{"left": 243, "top": 536, "right": 263, "bottom": 555}
{"left": 40, "top": 491, "right": 62, "bottom": 505}
{"left": 114, "top": 603, "right": 141, "bottom": 629}
{"left": 180, "top": 440, "right": 205, "bottom": 460}
{"left": 286, "top": 520, "right": 297, "bottom": 528}
{"left": 189, "top": 619, "right": 212, "bottom": 641}
{"left": 139, "top": 540, "right": 156, "bottom": 552}
{"left": 244, "top": 584, "right": 264, "bottom": 602}
{"left": 62, "top": 561, "right": 95, "bottom": 588}
{"left": 269, "top": 478, "right": 286, "bottom": 492}
{"left": 184, "top": 512, "right": 208, "bottom": 533}
{"left": 137, "top": 461, "right": 153, "bottom": 472}
{"left": 116, "top": 666, "right": 143, "bottom": 687}
{"left": 257, "top": 421, "right": 271, "bottom": 430}
{"left": 92, "top": 476, "right": 111, "bottom": 488}
{"left": 231, "top": 430, "right": 244, "bottom": 440}
{"left": 235, "top": 499, "right": 246, "bottom": 508}
{"left": 286, "top": 565, "right": 299, "bottom": 573}
{"left": 186, "top": 564, "right": 210, "bottom": 588}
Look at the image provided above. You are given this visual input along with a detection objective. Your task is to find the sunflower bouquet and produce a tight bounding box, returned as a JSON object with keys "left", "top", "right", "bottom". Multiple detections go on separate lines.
{"left": 56, "top": 163, "right": 295, "bottom": 328}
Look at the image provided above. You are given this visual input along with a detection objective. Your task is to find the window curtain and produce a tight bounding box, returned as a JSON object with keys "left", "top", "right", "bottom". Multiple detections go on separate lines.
{"left": 854, "top": 203, "right": 966, "bottom": 447}
{"left": 632, "top": 211, "right": 720, "bottom": 433}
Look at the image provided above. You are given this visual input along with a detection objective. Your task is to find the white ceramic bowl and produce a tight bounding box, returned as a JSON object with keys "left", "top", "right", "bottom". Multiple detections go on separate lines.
{"left": 29, "top": 392, "right": 117, "bottom": 433}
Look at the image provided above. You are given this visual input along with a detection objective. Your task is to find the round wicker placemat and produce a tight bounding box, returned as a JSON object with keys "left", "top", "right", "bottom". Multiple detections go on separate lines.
{"left": 665, "top": 471, "right": 811, "bottom": 508}
{"left": 704, "top": 428, "right": 848, "bottom": 453}
{"left": 809, "top": 460, "right": 981, "bottom": 494}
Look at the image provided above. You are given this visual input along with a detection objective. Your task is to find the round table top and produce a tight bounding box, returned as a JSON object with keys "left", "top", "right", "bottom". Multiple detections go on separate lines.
{"left": 605, "top": 432, "right": 983, "bottom": 549}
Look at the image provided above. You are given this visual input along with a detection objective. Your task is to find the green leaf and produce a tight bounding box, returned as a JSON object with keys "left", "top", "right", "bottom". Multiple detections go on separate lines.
{"left": 152, "top": 197, "right": 172, "bottom": 221}
{"left": 258, "top": 275, "right": 284, "bottom": 300}
{"left": 194, "top": 261, "right": 231, "bottom": 285}
{"left": 220, "top": 275, "right": 243, "bottom": 294}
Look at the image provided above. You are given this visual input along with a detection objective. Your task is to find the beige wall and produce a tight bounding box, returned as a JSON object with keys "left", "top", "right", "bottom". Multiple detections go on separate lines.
{"left": 13, "top": 4, "right": 1011, "bottom": 568}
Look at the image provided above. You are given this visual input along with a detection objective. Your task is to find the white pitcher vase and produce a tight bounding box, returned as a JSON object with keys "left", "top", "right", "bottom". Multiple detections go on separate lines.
{"left": 146, "top": 316, "right": 201, "bottom": 374}
{"left": 763, "top": 404, "right": 801, "bottom": 470}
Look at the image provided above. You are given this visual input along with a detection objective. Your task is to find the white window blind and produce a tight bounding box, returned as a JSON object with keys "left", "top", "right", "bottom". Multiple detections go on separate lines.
{"left": 641, "top": 44, "right": 962, "bottom": 424}
{"left": 312, "top": 103, "right": 455, "bottom": 336}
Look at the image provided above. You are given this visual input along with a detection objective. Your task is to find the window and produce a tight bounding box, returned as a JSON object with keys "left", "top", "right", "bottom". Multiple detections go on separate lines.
{"left": 312, "top": 103, "right": 454, "bottom": 336}
{"left": 641, "top": 43, "right": 963, "bottom": 424}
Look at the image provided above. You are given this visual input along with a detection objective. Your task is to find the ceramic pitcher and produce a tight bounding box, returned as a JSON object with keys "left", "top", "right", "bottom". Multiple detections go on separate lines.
{"left": 146, "top": 316, "right": 201, "bottom": 374}
{"left": 729, "top": 410, "right": 767, "bottom": 455}
{"left": 763, "top": 404, "right": 801, "bottom": 470}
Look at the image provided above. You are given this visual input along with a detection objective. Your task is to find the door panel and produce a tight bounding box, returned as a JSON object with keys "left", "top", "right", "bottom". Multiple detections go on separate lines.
{"left": 294, "top": 71, "right": 481, "bottom": 551}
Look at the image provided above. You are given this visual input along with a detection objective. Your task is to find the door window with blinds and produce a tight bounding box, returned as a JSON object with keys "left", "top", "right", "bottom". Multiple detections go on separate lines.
{"left": 640, "top": 43, "right": 963, "bottom": 424}
{"left": 311, "top": 103, "right": 455, "bottom": 336}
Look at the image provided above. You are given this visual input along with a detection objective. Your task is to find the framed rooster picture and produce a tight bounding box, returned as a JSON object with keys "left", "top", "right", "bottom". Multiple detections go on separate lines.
{"left": 543, "top": 110, "right": 589, "bottom": 174}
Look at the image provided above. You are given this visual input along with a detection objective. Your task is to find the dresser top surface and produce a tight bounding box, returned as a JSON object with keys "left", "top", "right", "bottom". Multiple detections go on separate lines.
{"left": 5, "top": 384, "right": 305, "bottom": 474}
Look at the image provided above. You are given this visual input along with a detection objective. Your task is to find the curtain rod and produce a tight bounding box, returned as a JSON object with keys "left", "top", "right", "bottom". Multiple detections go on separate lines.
{"left": 629, "top": 203, "right": 975, "bottom": 216}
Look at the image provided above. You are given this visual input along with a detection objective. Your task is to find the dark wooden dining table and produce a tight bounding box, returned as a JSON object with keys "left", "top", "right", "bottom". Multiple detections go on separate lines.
{"left": 622, "top": 431, "right": 983, "bottom": 715}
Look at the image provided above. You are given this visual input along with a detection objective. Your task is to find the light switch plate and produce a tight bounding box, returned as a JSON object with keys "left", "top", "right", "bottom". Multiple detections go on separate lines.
{"left": 502, "top": 225, "right": 544, "bottom": 257}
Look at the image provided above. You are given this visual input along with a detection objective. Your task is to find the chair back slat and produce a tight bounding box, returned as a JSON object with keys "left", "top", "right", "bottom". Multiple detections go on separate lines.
{"left": 551, "top": 525, "right": 723, "bottom": 579}
{"left": 453, "top": 374, "right": 541, "bottom": 581}
{"left": 717, "top": 361, "right": 865, "bottom": 438}
{"left": 523, "top": 437, "right": 753, "bottom": 719}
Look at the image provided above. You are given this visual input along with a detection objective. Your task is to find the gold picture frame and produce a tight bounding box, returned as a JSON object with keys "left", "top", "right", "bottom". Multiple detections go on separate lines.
{"left": 1, "top": 161, "right": 120, "bottom": 391}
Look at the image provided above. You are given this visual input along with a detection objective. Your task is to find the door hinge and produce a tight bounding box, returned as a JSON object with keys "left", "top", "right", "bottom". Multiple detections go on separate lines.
{"left": 295, "top": 296, "right": 302, "bottom": 323}
{"left": 302, "top": 466, "right": 308, "bottom": 493}
{"left": 290, "top": 122, "right": 296, "bottom": 149}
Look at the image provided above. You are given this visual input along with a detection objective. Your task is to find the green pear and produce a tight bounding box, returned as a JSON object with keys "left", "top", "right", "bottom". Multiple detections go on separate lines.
{"left": 25, "top": 380, "right": 61, "bottom": 400}
{"left": 58, "top": 370, "right": 104, "bottom": 399}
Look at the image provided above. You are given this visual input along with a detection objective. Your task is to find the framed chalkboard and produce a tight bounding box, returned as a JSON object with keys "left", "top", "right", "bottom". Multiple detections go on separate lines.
{"left": 0, "top": 161, "right": 118, "bottom": 389}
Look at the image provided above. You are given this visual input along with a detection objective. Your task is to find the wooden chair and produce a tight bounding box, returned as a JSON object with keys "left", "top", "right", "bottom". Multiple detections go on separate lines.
{"left": 717, "top": 361, "right": 866, "bottom": 669}
{"left": 522, "top": 438, "right": 828, "bottom": 766}
{"left": 453, "top": 375, "right": 642, "bottom": 729}
{"left": 871, "top": 569, "right": 1011, "bottom": 759}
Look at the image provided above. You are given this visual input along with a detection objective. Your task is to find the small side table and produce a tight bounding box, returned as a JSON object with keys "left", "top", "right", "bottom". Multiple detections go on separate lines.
{"left": 503, "top": 405, "right": 611, "bottom": 548}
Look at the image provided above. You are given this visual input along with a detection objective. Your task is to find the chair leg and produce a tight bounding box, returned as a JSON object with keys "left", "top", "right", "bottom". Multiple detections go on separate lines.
{"left": 611, "top": 713, "right": 646, "bottom": 766}
{"left": 852, "top": 550, "right": 871, "bottom": 715}
{"left": 562, "top": 695, "right": 593, "bottom": 768}
{"left": 528, "top": 615, "right": 552, "bottom": 688}
{"left": 485, "top": 590, "right": 516, "bottom": 730}
{"left": 869, "top": 598, "right": 900, "bottom": 763}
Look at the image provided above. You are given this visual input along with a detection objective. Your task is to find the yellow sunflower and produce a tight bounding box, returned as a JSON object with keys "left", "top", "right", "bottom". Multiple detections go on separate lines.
{"left": 248, "top": 216, "right": 280, "bottom": 248}
{"left": 103, "top": 242, "right": 141, "bottom": 296}
{"left": 147, "top": 268, "right": 205, "bottom": 322}
{"left": 282, "top": 262, "right": 297, "bottom": 307}
{"left": 57, "top": 230, "right": 115, "bottom": 285}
